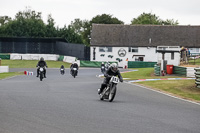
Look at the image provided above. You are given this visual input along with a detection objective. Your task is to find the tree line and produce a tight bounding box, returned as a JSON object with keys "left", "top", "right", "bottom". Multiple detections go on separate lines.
{"left": 0, "top": 8, "right": 179, "bottom": 46}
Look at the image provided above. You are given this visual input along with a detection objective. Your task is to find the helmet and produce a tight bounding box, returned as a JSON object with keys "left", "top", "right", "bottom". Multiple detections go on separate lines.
{"left": 40, "top": 57, "right": 44, "bottom": 61}
{"left": 74, "top": 62, "right": 77, "bottom": 64}
{"left": 102, "top": 62, "right": 104, "bottom": 64}
{"left": 111, "top": 63, "right": 118, "bottom": 73}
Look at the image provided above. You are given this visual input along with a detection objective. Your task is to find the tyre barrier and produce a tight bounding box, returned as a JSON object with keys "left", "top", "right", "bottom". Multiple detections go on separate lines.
{"left": 24, "top": 71, "right": 34, "bottom": 76}
{"left": 194, "top": 68, "right": 200, "bottom": 88}
{"left": 154, "top": 64, "right": 160, "bottom": 76}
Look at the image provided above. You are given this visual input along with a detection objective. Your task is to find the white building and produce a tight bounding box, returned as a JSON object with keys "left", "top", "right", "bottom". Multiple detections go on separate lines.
{"left": 90, "top": 24, "right": 200, "bottom": 68}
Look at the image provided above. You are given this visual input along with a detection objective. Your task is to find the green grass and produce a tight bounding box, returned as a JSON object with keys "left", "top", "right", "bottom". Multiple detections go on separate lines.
{"left": 188, "top": 58, "right": 200, "bottom": 65}
{"left": 1, "top": 60, "right": 70, "bottom": 68}
{"left": 0, "top": 72, "right": 23, "bottom": 79}
{"left": 137, "top": 80, "right": 200, "bottom": 102}
{"left": 121, "top": 68, "right": 183, "bottom": 80}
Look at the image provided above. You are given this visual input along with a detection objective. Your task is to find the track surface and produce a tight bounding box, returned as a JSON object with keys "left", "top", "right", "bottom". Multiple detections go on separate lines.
{"left": 0, "top": 68, "right": 200, "bottom": 133}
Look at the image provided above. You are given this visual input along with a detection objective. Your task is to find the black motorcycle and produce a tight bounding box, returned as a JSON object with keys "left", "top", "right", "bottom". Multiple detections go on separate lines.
{"left": 60, "top": 68, "right": 65, "bottom": 75}
{"left": 38, "top": 67, "right": 45, "bottom": 81}
{"left": 99, "top": 76, "right": 120, "bottom": 102}
{"left": 71, "top": 68, "right": 78, "bottom": 78}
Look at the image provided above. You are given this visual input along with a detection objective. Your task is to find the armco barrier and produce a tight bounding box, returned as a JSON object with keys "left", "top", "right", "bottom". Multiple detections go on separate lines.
{"left": 80, "top": 61, "right": 117, "bottom": 67}
{"left": 128, "top": 61, "right": 157, "bottom": 68}
{"left": 80, "top": 61, "right": 102, "bottom": 67}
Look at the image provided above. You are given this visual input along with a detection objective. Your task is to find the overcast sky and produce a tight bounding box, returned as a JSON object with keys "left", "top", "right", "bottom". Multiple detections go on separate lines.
{"left": 1, "top": 0, "right": 200, "bottom": 27}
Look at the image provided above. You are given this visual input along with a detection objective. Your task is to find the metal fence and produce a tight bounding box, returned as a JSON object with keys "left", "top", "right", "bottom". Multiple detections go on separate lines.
{"left": 0, "top": 37, "right": 90, "bottom": 60}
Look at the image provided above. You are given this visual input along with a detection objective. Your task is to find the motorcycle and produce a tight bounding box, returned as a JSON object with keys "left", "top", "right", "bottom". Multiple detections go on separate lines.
{"left": 38, "top": 67, "right": 45, "bottom": 81}
{"left": 71, "top": 68, "right": 78, "bottom": 78}
{"left": 101, "top": 66, "right": 105, "bottom": 73}
{"left": 99, "top": 76, "right": 119, "bottom": 102}
{"left": 60, "top": 68, "right": 65, "bottom": 75}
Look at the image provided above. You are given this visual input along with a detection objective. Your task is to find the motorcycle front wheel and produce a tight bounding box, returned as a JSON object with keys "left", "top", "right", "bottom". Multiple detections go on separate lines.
{"left": 109, "top": 85, "right": 117, "bottom": 102}
{"left": 40, "top": 73, "right": 43, "bottom": 81}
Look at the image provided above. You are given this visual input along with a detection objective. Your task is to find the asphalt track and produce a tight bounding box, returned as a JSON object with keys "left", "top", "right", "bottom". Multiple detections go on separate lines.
{"left": 0, "top": 68, "right": 200, "bottom": 133}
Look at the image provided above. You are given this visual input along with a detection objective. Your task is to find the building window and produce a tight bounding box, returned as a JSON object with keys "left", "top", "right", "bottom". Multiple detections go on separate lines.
{"left": 158, "top": 46, "right": 167, "bottom": 50}
{"left": 135, "top": 57, "right": 143, "bottom": 61}
{"left": 128, "top": 47, "right": 138, "bottom": 53}
{"left": 196, "top": 48, "right": 199, "bottom": 53}
{"left": 99, "top": 47, "right": 112, "bottom": 52}
{"left": 171, "top": 53, "right": 174, "bottom": 60}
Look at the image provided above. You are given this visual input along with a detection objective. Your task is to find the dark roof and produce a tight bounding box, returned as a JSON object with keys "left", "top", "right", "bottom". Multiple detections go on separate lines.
{"left": 0, "top": 37, "right": 67, "bottom": 43}
{"left": 91, "top": 24, "right": 200, "bottom": 47}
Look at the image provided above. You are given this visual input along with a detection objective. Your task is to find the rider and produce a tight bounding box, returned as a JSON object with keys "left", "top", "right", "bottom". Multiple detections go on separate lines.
{"left": 101, "top": 62, "right": 106, "bottom": 73}
{"left": 101, "top": 62, "right": 105, "bottom": 67}
{"left": 105, "top": 61, "right": 110, "bottom": 69}
{"left": 60, "top": 65, "right": 65, "bottom": 72}
{"left": 70, "top": 61, "right": 79, "bottom": 75}
{"left": 98, "top": 63, "right": 123, "bottom": 94}
{"left": 36, "top": 57, "right": 48, "bottom": 78}
{"left": 60, "top": 65, "right": 65, "bottom": 70}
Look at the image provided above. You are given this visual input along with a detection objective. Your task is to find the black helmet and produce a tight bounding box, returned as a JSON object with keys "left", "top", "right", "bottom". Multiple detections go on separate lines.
{"left": 40, "top": 57, "right": 44, "bottom": 61}
{"left": 111, "top": 63, "right": 118, "bottom": 73}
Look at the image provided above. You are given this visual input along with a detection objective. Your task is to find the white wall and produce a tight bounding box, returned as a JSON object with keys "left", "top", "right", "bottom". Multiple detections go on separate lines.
{"left": 63, "top": 56, "right": 76, "bottom": 63}
{"left": 90, "top": 47, "right": 157, "bottom": 67}
{"left": 157, "top": 53, "right": 180, "bottom": 66}
{"left": 0, "top": 66, "right": 9, "bottom": 73}
{"left": 91, "top": 46, "right": 181, "bottom": 67}
{"left": 10, "top": 54, "right": 59, "bottom": 61}
{"left": 157, "top": 46, "right": 181, "bottom": 66}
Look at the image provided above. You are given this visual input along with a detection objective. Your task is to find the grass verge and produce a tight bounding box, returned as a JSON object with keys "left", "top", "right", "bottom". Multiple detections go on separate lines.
{"left": 1, "top": 60, "right": 70, "bottom": 68}
{"left": 0, "top": 72, "right": 23, "bottom": 80}
{"left": 121, "top": 68, "right": 183, "bottom": 80}
{"left": 136, "top": 80, "right": 200, "bottom": 102}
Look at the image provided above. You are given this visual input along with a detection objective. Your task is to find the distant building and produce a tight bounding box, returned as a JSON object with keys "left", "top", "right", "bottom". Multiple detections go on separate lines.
{"left": 90, "top": 24, "right": 200, "bottom": 67}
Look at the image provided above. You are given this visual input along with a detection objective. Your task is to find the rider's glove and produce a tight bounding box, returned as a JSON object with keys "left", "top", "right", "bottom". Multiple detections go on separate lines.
{"left": 120, "top": 78, "right": 123, "bottom": 82}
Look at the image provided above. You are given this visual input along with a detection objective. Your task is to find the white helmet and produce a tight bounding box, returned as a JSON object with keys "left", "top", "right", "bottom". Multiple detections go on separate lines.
{"left": 111, "top": 63, "right": 118, "bottom": 73}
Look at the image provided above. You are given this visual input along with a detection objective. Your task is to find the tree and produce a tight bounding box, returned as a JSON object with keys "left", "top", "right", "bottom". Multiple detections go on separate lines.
{"left": 131, "top": 12, "right": 162, "bottom": 25}
{"left": 91, "top": 14, "right": 124, "bottom": 24}
{"left": 162, "top": 19, "right": 179, "bottom": 25}
{"left": 0, "top": 16, "right": 11, "bottom": 26}
{"left": 82, "top": 14, "right": 124, "bottom": 46}
{"left": 131, "top": 12, "right": 179, "bottom": 25}
{"left": 58, "top": 19, "right": 86, "bottom": 44}
{"left": 46, "top": 14, "right": 57, "bottom": 37}
{"left": 0, "top": 8, "right": 46, "bottom": 37}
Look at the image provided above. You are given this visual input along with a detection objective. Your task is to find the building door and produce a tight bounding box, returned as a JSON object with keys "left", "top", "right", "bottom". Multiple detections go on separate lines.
{"left": 139, "top": 57, "right": 144, "bottom": 61}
